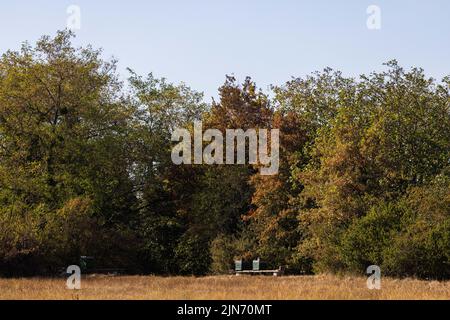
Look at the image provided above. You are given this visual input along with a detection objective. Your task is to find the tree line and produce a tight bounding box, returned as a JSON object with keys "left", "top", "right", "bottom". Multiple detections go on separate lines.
{"left": 0, "top": 31, "right": 449, "bottom": 278}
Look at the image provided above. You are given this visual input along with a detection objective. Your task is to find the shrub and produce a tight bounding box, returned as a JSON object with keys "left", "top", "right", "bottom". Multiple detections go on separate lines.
{"left": 340, "top": 202, "right": 405, "bottom": 273}
{"left": 174, "top": 230, "right": 211, "bottom": 275}
{"left": 210, "top": 234, "right": 235, "bottom": 274}
{"left": 383, "top": 174, "right": 450, "bottom": 279}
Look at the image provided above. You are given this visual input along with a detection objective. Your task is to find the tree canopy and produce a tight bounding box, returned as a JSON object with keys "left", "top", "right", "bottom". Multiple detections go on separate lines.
{"left": 0, "top": 31, "right": 449, "bottom": 279}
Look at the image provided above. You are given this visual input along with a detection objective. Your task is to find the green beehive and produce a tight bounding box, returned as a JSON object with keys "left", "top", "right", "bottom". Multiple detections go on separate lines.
{"left": 252, "top": 258, "right": 260, "bottom": 271}
{"left": 79, "top": 256, "right": 95, "bottom": 273}
{"left": 235, "top": 260, "right": 242, "bottom": 271}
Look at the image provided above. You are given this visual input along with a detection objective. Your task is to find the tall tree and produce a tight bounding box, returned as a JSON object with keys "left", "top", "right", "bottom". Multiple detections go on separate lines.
{"left": 0, "top": 31, "right": 136, "bottom": 275}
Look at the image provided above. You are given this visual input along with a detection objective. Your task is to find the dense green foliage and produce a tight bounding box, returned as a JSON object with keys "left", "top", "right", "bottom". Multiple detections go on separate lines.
{"left": 0, "top": 32, "right": 448, "bottom": 278}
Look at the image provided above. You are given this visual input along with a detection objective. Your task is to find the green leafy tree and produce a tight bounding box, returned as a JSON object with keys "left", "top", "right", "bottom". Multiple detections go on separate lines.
{"left": 0, "top": 31, "right": 137, "bottom": 275}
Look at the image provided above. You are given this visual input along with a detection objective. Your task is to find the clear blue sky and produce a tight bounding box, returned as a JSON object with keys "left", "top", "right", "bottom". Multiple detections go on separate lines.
{"left": 1, "top": 0, "right": 449, "bottom": 101}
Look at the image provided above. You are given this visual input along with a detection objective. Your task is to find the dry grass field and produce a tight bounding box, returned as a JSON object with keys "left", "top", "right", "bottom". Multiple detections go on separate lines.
{"left": 1, "top": 274, "right": 450, "bottom": 300}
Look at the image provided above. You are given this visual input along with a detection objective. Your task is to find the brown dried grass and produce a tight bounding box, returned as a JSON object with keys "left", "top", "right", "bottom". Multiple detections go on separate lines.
{"left": 0, "top": 274, "right": 449, "bottom": 300}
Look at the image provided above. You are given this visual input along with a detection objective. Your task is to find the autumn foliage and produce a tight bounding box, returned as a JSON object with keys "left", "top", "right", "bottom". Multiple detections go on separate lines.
{"left": 0, "top": 32, "right": 449, "bottom": 278}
